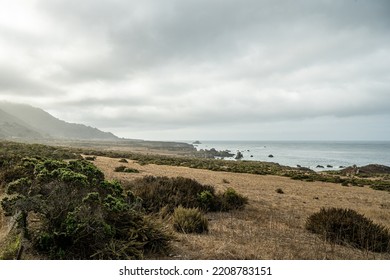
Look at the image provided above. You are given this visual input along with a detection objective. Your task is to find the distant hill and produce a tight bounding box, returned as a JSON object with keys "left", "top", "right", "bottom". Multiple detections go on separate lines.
{"left": 0, "top": 102, "right": 118, "bottom": 141}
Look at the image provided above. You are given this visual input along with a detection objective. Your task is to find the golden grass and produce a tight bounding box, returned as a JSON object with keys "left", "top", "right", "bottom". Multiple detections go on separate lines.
{"left": 93, "top": 156, "right": 390, "bottom": 260}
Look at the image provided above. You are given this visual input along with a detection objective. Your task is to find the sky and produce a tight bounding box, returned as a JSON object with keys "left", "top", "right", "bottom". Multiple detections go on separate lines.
{"left": 0, "top": 0, "right": 389, "bottom": 141}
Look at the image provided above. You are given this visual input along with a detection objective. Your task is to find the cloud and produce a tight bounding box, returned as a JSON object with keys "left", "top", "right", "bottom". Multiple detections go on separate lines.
{"left": 0, "top": 0, "right": 389, "bottom": 140}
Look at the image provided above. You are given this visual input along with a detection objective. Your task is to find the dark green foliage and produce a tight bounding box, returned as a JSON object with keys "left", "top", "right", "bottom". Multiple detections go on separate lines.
{"left": 84, "top": 156, "right": 96, "bottom": 161}
{"left": 128, "top": 176, "right": 216, "bottom": 213}
{"left": 197, "top": 190, "right": 216, "bottom": 211}
{"left": 306, "top": 208, "right": 390, "bottom": 253}
{"left": 0, "top": 141, "right": 81, "bottom": 163}
{"left": 219, "top": 187, "right": 248, "bottom": 211}
{"left": 114, "top": 166, "right": 139, "bottom": 173}
{"left": 173, "top": 206, "right": 208, "bottom": 234}
{"left": 1, "top": 158, "right": 170, "bottom": 259}
{"left": 128, "top": 176, "right": 248, "bottom": 214}
{"left": 370, "top": 181, "right": 390, "bottom": 192}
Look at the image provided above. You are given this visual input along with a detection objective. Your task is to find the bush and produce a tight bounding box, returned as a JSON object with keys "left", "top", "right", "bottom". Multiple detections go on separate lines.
{"left": 128, "top": 176, "right": 216, "bottom": 213}
{"left": 197, "top": 190, "right": 217, "bottom": 211}
{"left": 306, "top": 207, "right": 390, "bottom": 252}
{"left": 84, "top": 156, "right": 96, "bottom": 161}
{"left": 0, "top": 232, "right": 22, "bottom": 260}
{"left": 114, "top": 166, "right": 139, "bottom": 173}
{"left": 173, "top": 206, "right": 208, "bottom": 234}
{"left": 127, "top": 176, "right": 248, "bottom": 214}
{"left": 1, "top": 158, "right": 170, "bottom": 259}
{"left": 219, "top": 187, "right": 248, "bottom": 211}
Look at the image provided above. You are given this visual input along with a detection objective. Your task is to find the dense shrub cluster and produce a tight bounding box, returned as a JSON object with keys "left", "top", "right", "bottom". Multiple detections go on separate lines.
{"left": 114, "top": 165, "right": 139, "bottom": 173}
{"left": 1, "top": 158, "right": 170, "bottom": 259}
{"left": 172, "top": 206, "right": 208, "bottom": 234}
{"left": 127, "top": 176, "right": 248, "bottom": 214}
{"left": 127, "top": 176, "right": 216, "bottom": 213}
{"left": 306, "top": 207, "right": 390, "bottom": 253}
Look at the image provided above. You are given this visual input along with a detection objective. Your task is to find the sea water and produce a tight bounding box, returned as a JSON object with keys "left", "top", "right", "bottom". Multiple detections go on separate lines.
{"left": 191, "top": 141, "right": 390, "bottom": 171}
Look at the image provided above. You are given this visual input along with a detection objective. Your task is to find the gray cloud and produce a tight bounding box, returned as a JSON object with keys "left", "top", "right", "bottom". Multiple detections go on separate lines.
{"left": 0, "top": 0, "right": 389, "bottom": 140}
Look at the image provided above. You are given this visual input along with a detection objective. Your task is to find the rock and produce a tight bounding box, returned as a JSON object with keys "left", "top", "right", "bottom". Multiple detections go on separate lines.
{"left": 327, "top": 165, "right": 333, "bottom": 168}
{"left": 268, "top": 154, "right": 274, "bottom": 158}
{"left": 235, "top": 151, "right": 244, "bottom": 160}
{"left": 316, "top": 165, "right": 324, "bottom": 168}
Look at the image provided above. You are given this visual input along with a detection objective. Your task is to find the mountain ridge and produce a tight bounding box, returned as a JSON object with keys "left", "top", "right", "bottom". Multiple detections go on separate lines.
{"left": 0, "top": 102, "right": 118, "bottom": 141}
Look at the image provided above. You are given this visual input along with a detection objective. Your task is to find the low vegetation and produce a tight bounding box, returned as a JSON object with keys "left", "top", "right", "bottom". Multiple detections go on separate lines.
{"left": 114, "top": 165, "right": 139, "bottom": 173}
{"left": 1, "top": 157, "right": 170, "bottom": 259}
{"left": 0, "top": 141, "right": 249, "bottom": 259}
{"left": 1, "top": 140, "right": 389, "bottom": 260}
{"left": 172, "top": 206, "right": 208, "bottom": 234}
{"left": 126, "top": 176, "right": 248, "bottom": 214}
{"left": 0, "top": 232, "right": 22, "bottom": 260}
{"left": 306, "top": 208, "right": 390, "bottom": 253}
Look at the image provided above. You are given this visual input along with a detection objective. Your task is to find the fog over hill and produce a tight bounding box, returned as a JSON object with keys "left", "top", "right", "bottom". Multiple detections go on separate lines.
{"left": 0, "top": 102, "right": 118, "bottom": 140}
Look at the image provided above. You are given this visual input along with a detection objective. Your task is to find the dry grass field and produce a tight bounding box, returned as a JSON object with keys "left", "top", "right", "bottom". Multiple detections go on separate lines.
{"left": 93, "top": 156, "right": 390, "bottom": 260}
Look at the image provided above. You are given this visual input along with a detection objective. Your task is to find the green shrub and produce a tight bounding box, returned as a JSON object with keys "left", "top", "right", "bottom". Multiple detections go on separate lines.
{"left": 219, "top": 187, "right": 248, "bottom": 211}
{"left": 1, "top": 158, "right": 170, "bottom": 259}
{"left": 128, "top": 176, "right": 248, "bottom": 214}
{"left": 128, "top": 176, "right": 216, "bottom": 213}
{"left": 0, "top": 233, "right": 22, "bottom": 260}
{"left": 306, "top": 207, "right": 390, "bottom": 252}
{"left": 114, "top": 166, "right": 139, "bottom": 173}
{"left": 84, "top": 156, "right": 96, "bottom": 161}
{"left": 197, "top": 190, "right": 217, "bottom": 211}
{"left": 173, "top": 206, "right": 208, "bottom": 234}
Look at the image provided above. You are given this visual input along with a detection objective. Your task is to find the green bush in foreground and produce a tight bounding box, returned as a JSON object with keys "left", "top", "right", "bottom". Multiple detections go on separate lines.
{"left": 173, "top": 206, "right": 208, "bottom": 234}
{"left": 306, "top": 207, "right": 390, "bottom": 253}
{"left": 0, "top": 232, "right": 22, "bottom": 260}
{"left": 1, "top": 158, "right": 170, "bottom": 259}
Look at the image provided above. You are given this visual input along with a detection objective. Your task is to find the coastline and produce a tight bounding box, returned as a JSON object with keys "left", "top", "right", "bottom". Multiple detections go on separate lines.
{"left": 191, "top": 140, "right": 390, "bottom": 171}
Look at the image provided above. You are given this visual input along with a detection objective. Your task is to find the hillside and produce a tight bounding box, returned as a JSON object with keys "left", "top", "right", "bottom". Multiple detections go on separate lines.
{"left": 0, "top": 102, "right": 118, "bottom": 141}
{"left": 0, "top": 108, "right": 44, "bottom": 139}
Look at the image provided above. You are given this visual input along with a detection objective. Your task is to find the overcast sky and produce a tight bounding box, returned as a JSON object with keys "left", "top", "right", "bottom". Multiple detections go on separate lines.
{"left": 0, "top": 0, "right": 389, "bottom": 141}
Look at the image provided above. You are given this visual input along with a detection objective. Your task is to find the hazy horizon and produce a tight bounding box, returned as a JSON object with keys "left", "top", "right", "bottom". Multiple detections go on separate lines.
{"left": 1, "top": 0, "right": 389, "bottom": 141}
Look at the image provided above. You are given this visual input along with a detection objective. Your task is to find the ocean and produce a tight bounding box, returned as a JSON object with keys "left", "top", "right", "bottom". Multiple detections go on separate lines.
{"left": 191, "top": 141, "right": 390, "bottom": 171}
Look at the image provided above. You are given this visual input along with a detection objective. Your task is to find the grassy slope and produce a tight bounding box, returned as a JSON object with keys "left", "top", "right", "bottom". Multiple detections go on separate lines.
{"left": 1, "top": 140, "right": 389, "bottom": 259}
{"left": 93, "top": 156, "right": 390, "bottom": 260}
